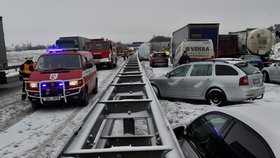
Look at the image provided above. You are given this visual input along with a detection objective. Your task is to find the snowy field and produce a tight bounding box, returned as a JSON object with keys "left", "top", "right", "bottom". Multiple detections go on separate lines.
{"left": 0, "top": 50, "right": 280, "bottom": 157}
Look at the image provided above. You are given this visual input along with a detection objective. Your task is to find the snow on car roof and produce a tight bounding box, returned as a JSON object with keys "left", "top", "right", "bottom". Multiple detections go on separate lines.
{"left": 216, "top": 104, "right": 280, "bottom": 157}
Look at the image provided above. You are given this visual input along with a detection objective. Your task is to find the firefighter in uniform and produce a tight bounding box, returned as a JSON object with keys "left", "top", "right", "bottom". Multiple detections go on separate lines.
{"left": 19, "top": 57, "right": 36, "bottom": 100}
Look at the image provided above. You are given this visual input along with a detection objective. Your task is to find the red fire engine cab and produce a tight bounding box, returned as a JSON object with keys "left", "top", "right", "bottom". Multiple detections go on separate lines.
{"left": 26, "top": 48, "right": 98, "bottom": 108}
{"left": 86, "top": 38, "right": 118, "bottom": 69}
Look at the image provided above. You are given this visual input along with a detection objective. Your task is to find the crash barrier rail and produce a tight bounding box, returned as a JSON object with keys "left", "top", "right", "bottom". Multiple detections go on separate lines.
{"left": 0, "top": 65, "right": 21, "bottom": 83}
{"left": 8, "top": 64, "right": 21, "bottom": 70}
{"left": 57, "top": 53, "right": 184, "bottom": 158}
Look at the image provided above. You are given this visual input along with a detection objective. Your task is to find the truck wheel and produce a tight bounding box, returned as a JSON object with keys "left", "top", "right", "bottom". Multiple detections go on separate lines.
{"left": 92, "top": 79, "right": 98, "bottom": 94}
{"left": 107, "top": 63, "right": 113, "bottom": 69}
{"left": 80, "top": 88, "right": 89, "bottom": 106}
{"left": 31, "top": 102, "right": 41, "bottom": 109}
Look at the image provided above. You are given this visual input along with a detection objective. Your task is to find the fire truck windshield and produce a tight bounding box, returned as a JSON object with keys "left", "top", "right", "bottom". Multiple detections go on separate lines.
{"left": 35, "top": 54, "right": 82, "bottom": 71}
{"left": 87, "top": 42, "right": 110, "bottom": 50}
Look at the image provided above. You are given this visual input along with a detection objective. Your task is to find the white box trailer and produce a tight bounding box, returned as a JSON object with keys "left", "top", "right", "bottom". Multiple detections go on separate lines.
{"left": 0, "top": 16, "right": 8, "bottom": 83}
{"left": 173, "top": 39, "right": 214, "bottom": 67}
{"left": 138, "top": 43, "right": 151, "bottom": 61}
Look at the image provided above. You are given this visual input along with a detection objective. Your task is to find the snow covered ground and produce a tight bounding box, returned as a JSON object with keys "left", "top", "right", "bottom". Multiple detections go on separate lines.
{"left": 0, "top": 51, "right": 280, "bottom": 157}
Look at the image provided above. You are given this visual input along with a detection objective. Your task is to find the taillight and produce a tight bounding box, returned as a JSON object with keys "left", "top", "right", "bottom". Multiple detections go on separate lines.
{"left": 239, "top": 76, "right": 249, "bottom": 86}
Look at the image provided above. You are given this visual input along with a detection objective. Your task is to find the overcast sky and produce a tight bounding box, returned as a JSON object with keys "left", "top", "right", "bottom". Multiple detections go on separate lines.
{"left": 1, "top": 0, "right": 279, "bottom": 46}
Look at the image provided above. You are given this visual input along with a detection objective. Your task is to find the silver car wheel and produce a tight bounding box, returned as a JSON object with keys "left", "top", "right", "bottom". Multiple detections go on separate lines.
{"left": 152, "top": 85, "right": 160, "bottom": 97}
{"left": 207, "top": 89, "right": 225, "bottom": 106}
{"left": 263, "top": 71, "right": 270, "bottom": 83}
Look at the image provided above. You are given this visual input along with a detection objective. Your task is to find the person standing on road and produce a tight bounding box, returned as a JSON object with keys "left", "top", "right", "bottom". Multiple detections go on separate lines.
{"left": 19, "top": 57, "right": 36, "bottom": 100}
{"left": 179, "top": 51, "right": 191, "bottom": 65}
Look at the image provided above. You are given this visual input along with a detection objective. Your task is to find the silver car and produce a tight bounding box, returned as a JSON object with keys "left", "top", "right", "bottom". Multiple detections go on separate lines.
{"left": 262, "top": 62, "right": 280, "bottom": 83}
{"left": 173, "top": 104, "right": 280, "bottom": 158}
{"left": 150, "top": 61, "right": 264, "bottom": 106}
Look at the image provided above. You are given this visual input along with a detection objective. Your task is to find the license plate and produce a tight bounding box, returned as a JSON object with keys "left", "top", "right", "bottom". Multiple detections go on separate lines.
{"left": 253, "top": 79, "right": 260, "bottom": 84}
{"left": 43, "top": 96, "right": 61, "bottom": 101}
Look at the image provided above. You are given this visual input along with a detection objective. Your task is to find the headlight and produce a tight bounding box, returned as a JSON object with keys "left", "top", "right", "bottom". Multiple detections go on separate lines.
{"left": 69, "top": 80, "right": 79, "bottom": 86}
{"left": 69, "top": 79, "right": 83, "bottom": 87}
{"left": 30, "top": 82, "right": 38, "bottom": 88}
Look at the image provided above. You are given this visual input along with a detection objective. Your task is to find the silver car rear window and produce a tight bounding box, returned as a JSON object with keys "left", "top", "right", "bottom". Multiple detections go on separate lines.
{"left": 235, "top": 63, "right": 256, "bottom": 75}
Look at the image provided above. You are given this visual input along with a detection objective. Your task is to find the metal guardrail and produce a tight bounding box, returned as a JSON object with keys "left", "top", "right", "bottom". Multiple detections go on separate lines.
{"left": 8, "top": 65, "right": 21, "bottom": 70}
{"left": 57, "top": 54, "right": 184, "bottom": 158}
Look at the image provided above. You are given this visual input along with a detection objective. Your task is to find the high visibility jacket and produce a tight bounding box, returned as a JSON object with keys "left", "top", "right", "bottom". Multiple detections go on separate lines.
{"left": 19, "top": 61, "right": 35, "bottom": 81}
{"left": 165, "top": 51, "right": 171, "bottom": 56}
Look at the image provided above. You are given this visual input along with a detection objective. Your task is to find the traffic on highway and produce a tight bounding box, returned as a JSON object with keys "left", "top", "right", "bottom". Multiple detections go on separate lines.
{"left": 1, "top": 6, "right": 280, "bottom": 158}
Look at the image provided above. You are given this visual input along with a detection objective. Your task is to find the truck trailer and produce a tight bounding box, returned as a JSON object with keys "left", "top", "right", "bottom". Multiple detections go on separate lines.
{"left": 229, "top": 28, "right": 274, "bottom": 57}
{"left": 218, "top": 34, "right": 239, "bottom": 58}
{"left": 55, "top": 36, "right": 90, "bottom": 51}
{"left": 173, "top": 39, "right": 214, "bottom": 67}
{"left": 171, "top": 23, "right": 219, "bottom": 60}
{"left": 0, "top": 16, "right": 8, "bottom": 83}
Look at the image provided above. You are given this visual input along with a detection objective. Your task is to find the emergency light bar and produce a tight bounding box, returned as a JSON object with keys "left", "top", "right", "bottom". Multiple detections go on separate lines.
{"left": 47, "top": 48, "right": 64, "bottom": 53}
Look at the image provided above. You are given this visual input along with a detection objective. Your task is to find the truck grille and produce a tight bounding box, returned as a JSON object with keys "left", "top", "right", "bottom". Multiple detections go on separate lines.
{"left": 40, "top": 82, "right": 64, "bottom": 97}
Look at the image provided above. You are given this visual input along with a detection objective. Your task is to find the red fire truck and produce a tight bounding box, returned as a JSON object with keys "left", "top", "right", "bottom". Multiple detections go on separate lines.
{"left": 86, "top": 38, "right": 118, "bottom": 69}
{"left": 26, "top": 48, "right": 98, "bottom": 108}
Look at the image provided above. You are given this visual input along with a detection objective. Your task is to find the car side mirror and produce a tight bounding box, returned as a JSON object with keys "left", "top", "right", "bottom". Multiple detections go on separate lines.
{"left": 85, "top": 63, "right": 93, "bottom": 69}
{"left": 173, "top": 126, "right": 185, "bottom": 140}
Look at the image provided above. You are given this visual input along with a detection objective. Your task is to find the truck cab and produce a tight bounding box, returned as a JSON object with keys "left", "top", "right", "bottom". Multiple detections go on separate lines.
{"left": 86, "top": 39, "right": 117, "bottom": 69}
{"left": 26, "top": 48, "right": 98, "bottom": 108}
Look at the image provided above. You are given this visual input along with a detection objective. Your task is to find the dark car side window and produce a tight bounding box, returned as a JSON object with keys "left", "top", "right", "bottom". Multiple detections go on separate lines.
{"left": 235, "top": 63, "right": 257, "bottom": 75}
{"left": 169, "top": 65, "right": 191, "bottom": 77}
{"left": 186, "top": 113, "right": 231, "bottom": 158}
{"left": 216, "top": 65, "right": 238, "bottom": 76}
{"left": 224, "top": 122, "right": 275, "bottom": 158}
{"left": 190, "top": 64, "right": 212, "bottom": 76}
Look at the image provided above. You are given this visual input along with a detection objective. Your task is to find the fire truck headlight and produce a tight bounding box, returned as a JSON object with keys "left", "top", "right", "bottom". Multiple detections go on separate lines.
{"left": 30, "top": 82, "right": 38, "bottom": 88}
{"left": 69, "top": 80, "right": 79, "bottom": 86}
{"left": 69, "top": 79, "right": 83, "bottom": 86}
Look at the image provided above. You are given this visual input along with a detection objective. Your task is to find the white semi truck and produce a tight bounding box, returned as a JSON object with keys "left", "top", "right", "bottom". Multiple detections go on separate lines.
{"left": 0, "top": 16, "right": 8, "bottom": 83}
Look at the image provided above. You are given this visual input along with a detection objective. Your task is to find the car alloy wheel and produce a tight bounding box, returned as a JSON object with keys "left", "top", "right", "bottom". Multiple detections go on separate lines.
{"left": 207, "top": 89, "right": 226, "bottom": 106}
{"left": 152, "top": 85, "right": 160, "bottom": 98}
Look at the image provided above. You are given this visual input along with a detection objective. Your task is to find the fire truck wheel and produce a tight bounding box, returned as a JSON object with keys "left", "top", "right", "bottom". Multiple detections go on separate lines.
{"left": 92, "top": 79, "right": 98, "bottom": 94}
{"left": 31, "top": 102, "right": 40, "bottom": 109}
{"left": 80, "top": 88, "right": 89, "bottom": 106}
{"left": 107, "top": 63, "right": 113, "bottom": 69}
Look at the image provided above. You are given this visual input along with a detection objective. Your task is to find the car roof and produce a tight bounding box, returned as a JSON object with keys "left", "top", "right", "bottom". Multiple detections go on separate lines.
{"left": 181, "top": 60, "right": 244, "bottom": 65}
{"left": 42, "top": 50, "right": 91, "bottom": 56}
{"left": 212, "top": 104, "right": 280, "bottom": 156}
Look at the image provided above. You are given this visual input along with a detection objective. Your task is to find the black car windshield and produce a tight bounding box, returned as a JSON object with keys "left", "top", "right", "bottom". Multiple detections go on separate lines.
{"left": 35, "top": 54, "right": 82, "bottom": 71}
{"left": 235, "top": 62, "right": 258, "bottom": 75}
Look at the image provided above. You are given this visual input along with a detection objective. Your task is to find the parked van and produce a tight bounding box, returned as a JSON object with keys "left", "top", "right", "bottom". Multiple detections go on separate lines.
{"left": 26, "top": 48, "right": 98, "bottom": 108}
{"left": 173, "top": 39, "right": 215, "bottom": 67}
{"left": 138, "top": 43, "right": 151, "bottom": 61}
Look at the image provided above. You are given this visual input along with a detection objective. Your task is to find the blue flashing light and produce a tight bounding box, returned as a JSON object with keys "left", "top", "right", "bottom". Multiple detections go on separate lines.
{"left": 59, "top": 83, "right": 63, "bottom": 86}
{"left": 47, "top": 48, "right": 64, "bottom": 53}
{"left": 42, "top": 83, "right": 47, "bottom": 87}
